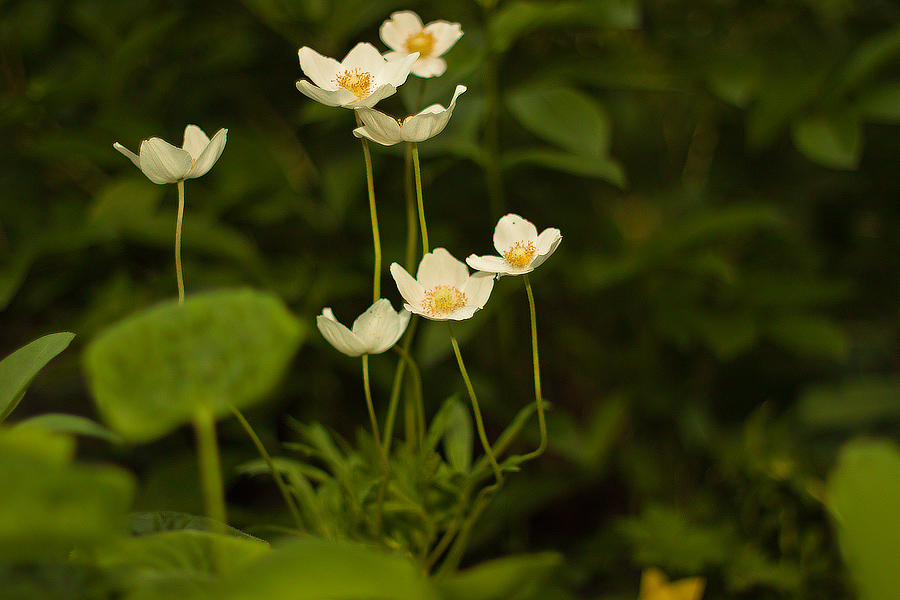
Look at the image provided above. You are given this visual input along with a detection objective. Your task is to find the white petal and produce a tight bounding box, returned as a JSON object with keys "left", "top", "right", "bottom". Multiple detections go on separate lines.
{"left": 528, "top": 228, "right": 562, "bottom": 270}
{"left": 296, "top": 79, "right": 353, "bottom": 107}
{"left": 113, "top": 142, "right": 142, "bottom": 170}
{"left": 182, "top": 125, "right": 210, "bottom": 159}
{"left": 349, "top": 83, "right": 398, "bottom": 108}
{"left": 354, "top": 108, "right": 403, "bottom": 146}
{"left": 317, "top": 310, "right": 367, "bottom": 356}
{"left": 380, "top": 11, "right": 425, "bottom": 51}
{"left": 390, "top": 262, "right": 426, "bottom": 313}
{"left": 493, "top": 213, "right": 537, "bottom": 254}
{"left": 298, "top": 46, "right": 341, "bottom": 90}
{"left": 461, "top": 271, "right": 495, "bottom": 312}
{"left": 411, "top": 56, "right": 447, "bottom": 78}
{"left": 424, "top": 21, "right": 463, "bottom": 56}
{"left": 417, "top": 248, "right": 469, "bottom": 290}
{"left": 401, "top": 85, "right": 465, "bottom": 141}
{"left": 353, "top": 299, "right": 410, "bottom": 354}
{"left": 376, "top": 51, "right": 418, "bottom": 88}
{"left": 341, "top": 42, "right": 388, "bottom": 73}
{"left": 466, "top": 254, "right": 510, "bottom": 275}
{"left": 187, "top": 128, "right": 227, "bottom": 179}
{"left": 139, "top": 137, "right": 192, "bottom": 184}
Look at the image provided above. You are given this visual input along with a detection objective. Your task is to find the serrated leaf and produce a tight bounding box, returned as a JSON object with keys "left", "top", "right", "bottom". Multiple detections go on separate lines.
{"left": 0, "top": 332, "right": 75, "bottom": 423}
{"left": 84, "top": 289, "right": 302, "bottom": 443}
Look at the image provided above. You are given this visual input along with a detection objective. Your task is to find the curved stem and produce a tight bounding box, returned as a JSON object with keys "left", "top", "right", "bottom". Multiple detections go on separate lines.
{"left": 448, "top": 322, "right": 502, "bottom": 487}
{"left": 175, "top": 179, "right": 186, "bottom": 304}
{"left": 362, "top": 354, "right": 389, "bottom": 538}
{"left": 404, "top": 144, "right": 418, "bottom": 272}
{"left": 519, "top": 274, "right": 547, "bottom": 461}
{"left": 411, "top": 142, "right": 429, "bottom": 255}
{"left": 193, "top": 405, "right": 226, "bottom": 527}
{"left": 357, "top": 112, "right": 381, "bottom": 302}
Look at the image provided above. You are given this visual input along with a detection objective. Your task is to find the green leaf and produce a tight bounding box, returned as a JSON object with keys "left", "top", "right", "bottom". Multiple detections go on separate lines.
{"left": 438, "top": 552, "right": 563, "bottom": 600}
{"left": 828, "top": 439, "right": 900, "bottom": 600}
{"left": 14, "top": 413, "right": 123, "bottom": 443}
{"left": 0, "top": 332, "right": 75, "bottom": 423}
{"left": 855, "top": 82, "right": 900, "bottom": 122}
{"left": 763, "top": 314, "right": 848, "bottom": 359}
{"left": 443, "top": 398, "right": 473, "bottom": 474}
{"left": 84, "top": 288, "right": 303, "bottom": 443}
{"left": 798, "top": 377, "right": 900, "bottom": 430}
{"left": 791, "top": 111, "right": 861, "bottom": 169}
{"left": 502, "top": 148, "right": 626, "bottom": 186}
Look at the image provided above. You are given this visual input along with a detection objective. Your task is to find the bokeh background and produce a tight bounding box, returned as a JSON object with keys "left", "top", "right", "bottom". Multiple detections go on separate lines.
{"left": 5, "top": 0, "right": 900, "bottom": 597}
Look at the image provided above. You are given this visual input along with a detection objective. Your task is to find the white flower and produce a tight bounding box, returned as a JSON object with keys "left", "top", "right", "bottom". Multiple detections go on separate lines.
{"left": 317, "top": 299, "right": 411, "bottom": 356}
{"left": 352, "top": 85, "right": 466, "bottom": 146}
{"left": 114, "top": 125, "right": 227, "bottom": 185}
{"left": 380, "top": 11, "right": 463, "bottom": 78}
{"left": 466, "top": 214, "right": 562, "bottom": 277}
{"left": 296, "top": 42, "right": 419, "bottom": 109}
{"left": 390, "top": 248, "right": 494, "bottom": 321}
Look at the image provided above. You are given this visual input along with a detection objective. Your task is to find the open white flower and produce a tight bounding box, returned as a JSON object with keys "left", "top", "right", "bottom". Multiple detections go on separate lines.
{"left": 114, "top": 125, "right": 227, "bottom": 185}
{"left": 380, "top": 11, "right": 463, "bottom": 78}
{"left": 317, "top": 299, "right": 411, "bottom": 357}
{"left": 353, "top": 85, "right": 466, "bottom": 146}
{"left": 297, "top": 42, "right": 419, "bottom": 109}
{"left": 390, "top": 248, "right": 494, "bottom": 321}
{"left": 466, "top": 214, "right": 562, "bottom": 277}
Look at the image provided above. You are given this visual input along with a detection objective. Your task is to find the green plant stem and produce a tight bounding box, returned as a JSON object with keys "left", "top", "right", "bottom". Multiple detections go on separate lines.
{"left": 362, "top": 354, "right": 389, "bottom": 538}
{"left": 519, "top": 274, "right": 547, "bottom": 461}
{"left": 448, "top": 322, "right": 502, "bottom": 487}
{"left": 404, "top": 143, "right": 418, "bottom": 272}
{"left": 436, "top": 483, "right": 496, "bottom": 577}
{"left": 386, "top": 337, "right": 424, "bottom": 454}
{"left": 175, "top": 179, "right": 186, "bottom": 304}
{"left": 357, "top": 112, "right": 381, "bottom": 302}
{"left": 193, "top": 405, "right": 227, "bottom": 527}
{"left": 228, "top": 404, "right": 304, "bottom": 532}
{"left": 411, "top": 142, "right": 429, "bottom": 255}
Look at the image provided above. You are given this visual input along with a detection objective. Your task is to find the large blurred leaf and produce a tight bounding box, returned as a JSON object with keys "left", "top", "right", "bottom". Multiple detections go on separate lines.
{"left": 14, "top": 413, "right": 122, "bottom": 443}
{"left": 443, "top": 397, "right": 473, "bottom": 474}
{"left": 791, "top": 111, "right": 861, "bottom": 169}
{"left": 438, "top": 552, "right": 563, "bottom": 600}
{"left": 828, "top": 439, "right": 900, "bottom": 600}
{"left": 0, "top": 332, "right": 75, "bottom": 423}
{"left": 84, "top": 288, "right": 302, "bottom": 442}
{"left": 798, "top": 377, "right": 900, "bottom": 430}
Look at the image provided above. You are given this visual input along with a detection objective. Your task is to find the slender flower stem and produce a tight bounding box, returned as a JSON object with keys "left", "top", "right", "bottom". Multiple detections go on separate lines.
{"left": 175, "top": 179, "right": 186, "bottom": 304}
{"left": 356, "top": 112, "right": 381, "bottom": 302}
{"left": 193, "top": 405, "right": 227, "bottom": 527}
{"left": 411, "top": 142, "right": 429, "bottom": 255}
{"left": 228, "top": 404, "right": 304, "bottom": 532}
{"left": 362, "top": 354, "right": 389, "bottom": 538}
{"left": 386, "top": 336, "right": 424, "bottom": 454}
{"left": 448, "top": 322, "right": 502, "bottom": 487}
{"left": 404, "top": 144, "right": 418, "bottom": 272}
{"left": 519, "top": 274, "right": 547, "bottom": 461}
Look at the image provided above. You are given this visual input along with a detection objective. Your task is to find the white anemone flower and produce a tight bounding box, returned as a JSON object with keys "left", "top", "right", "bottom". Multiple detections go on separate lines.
{"left": 380, "top": 11, "right": 463, "bottom": 78}
{"left": 466, "top": 214, "right": 562, "bottom": 277}
{"left": 352, "top": 85, "right": 466, "bottom": 146}
{"left": 297, "top": 42, "right": 419, "bottom": 109}
{"left": 317, "top": 299, "right": 411, "bottom": 357}
{"left": 114, "top": 125, "right": 227, "bottom": 185}
{"left": 390, "top": 248, "right": 494, "bottom": 321}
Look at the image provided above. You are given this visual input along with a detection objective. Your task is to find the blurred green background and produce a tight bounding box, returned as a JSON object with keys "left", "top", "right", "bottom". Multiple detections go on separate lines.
{"left": 5, "top": 0, "right": 900, "bottom": 596}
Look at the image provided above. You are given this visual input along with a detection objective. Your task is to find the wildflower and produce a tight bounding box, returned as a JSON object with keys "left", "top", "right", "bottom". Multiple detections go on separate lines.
{"left": 466, "top": 214, "right": 562, "bottom": 277}
{"left": 638, "top": 568, "right": 705, "bottom": 600}
{"left": 390, "top": 248, "right": 494, "bottom": 321}
{"left": 114, "top": 125, "right": 227, "bottom": 185}
{"left": 353, "top": 85, "right": 466, "bottom": 146}
{"left": 380, "top": 11, "right": 463, "bottom": 78}
{"left": 296, "top": 42, "right": 418, "bottom": 108}
{"left": 317, "top": 299, "right": 411, "bottom": 357}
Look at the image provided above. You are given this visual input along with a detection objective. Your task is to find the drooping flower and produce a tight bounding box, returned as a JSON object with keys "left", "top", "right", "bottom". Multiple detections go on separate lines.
{"left": 353, "top": 85, "right": 466, "bottom": 146}
{"left": 114, "top": 125, "right": 227, "bottom": 185}
{"left": 296, "top": 42, "right": 419, "bottom": 109}
{"left": 637, "top": 568, "right": 705, "bottom": 600}
{"left": 466, "top": 214, "right": 562, "bottom": 277}
{"left": 390, "top": 248, "right": 494, "bottom": 321}
{"left": 317, "top": 299, "right": 411, "bottom": 357}
{"left": 380, "top": 11, "right": 463, "bottom": 78}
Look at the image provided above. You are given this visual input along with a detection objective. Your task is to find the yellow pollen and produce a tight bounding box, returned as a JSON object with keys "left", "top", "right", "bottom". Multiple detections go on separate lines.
{"left": 333, "top": 68, "right": 374, "bottom": 99}
{"left": 404, "top": 31, "right": 435, "bottom": 56}
{"left": 424, "top": 285, "right": 467, "bottom": 316}
{"left": 503, "top": 241, "right": 537, "bottom": 269}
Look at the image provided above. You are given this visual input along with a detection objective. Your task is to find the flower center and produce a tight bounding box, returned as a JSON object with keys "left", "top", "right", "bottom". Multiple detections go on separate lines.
{"left": 333, "top": 68, "right": 374, "bottom": 99}
{"left": 503, "top": 241, "right": 537, "bottom": 269}
{"left": 423, "top": 285, "right": 467, "bottom": 316}
{"left": 404, "top": 31, "right": 435, "bottom": 56}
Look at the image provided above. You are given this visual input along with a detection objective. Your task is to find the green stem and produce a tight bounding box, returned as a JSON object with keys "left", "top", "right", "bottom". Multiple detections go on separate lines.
{"left": 411, "top": 142, "right": 429, "bottom": 255}
{"left": 519, "top": 274, "right": 547, "bottom": 461}
{"left": 175, "top": 179, "right": 186, "bottom": 304}
{"left": 404, "top": 143, "right": 418, "bottom": 272}
{"left": 436, "top": 484, "right": 496, "bottom": 577}
{"left": 362, "top": 354, "right": 389, "bottom": 538}
{"left": 228, "top": 404, "right": 304, "bottom": 532}
{"left": 448, "top": 322, "right": 502, "bottom": 487}
{"left": 386, "top": 337, "right": 424, "bottom": 454}
{"left": 357, "top": 112, "right": 381, "bottom": 302}
{"left": 193, "top": 406, "right": 227, "bottom": 527}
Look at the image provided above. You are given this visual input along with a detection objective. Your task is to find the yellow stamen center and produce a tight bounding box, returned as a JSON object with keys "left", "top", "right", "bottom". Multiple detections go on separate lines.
{"left": 404, "top": 31, "right": 435, "bottom": 56}
{"left": 333, "top": 68, "right": 374, "bottom": 99}
{"left": 424, "top": 285, "right": 467, "bottom": 316}
{"left": 503, "top": 241, "right": 537, "bottom": 269}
